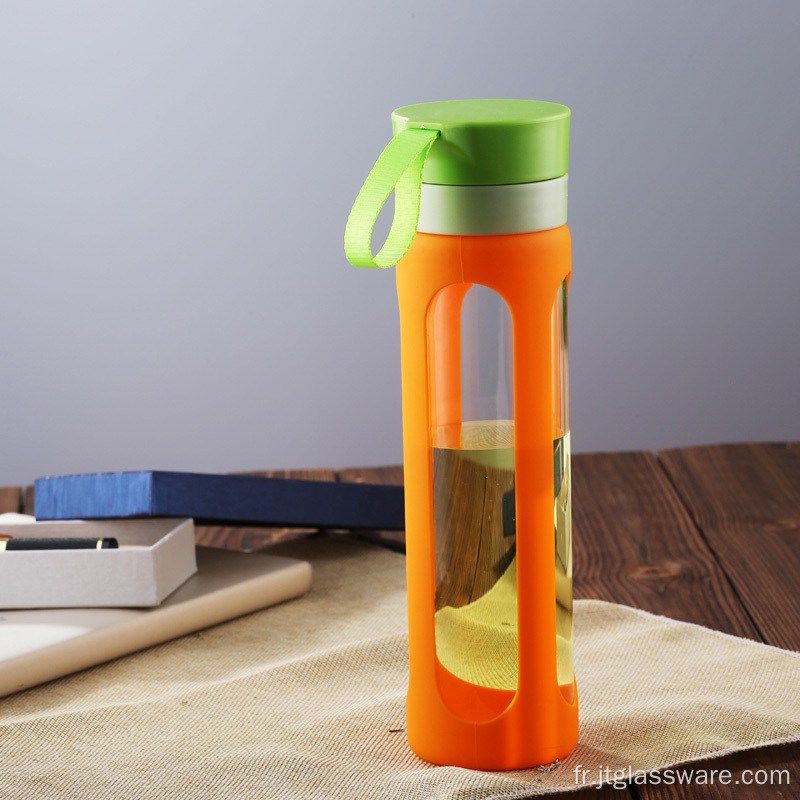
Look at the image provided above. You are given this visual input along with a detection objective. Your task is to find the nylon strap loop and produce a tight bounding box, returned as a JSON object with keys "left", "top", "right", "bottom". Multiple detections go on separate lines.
{"left": 344, "top": 128, "right": 439, "bottom": 269}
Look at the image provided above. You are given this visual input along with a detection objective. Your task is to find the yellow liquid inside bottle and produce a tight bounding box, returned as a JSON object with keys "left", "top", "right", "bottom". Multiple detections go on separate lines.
{"left": 432, "top": 421, "right": 573, "bottom": 695}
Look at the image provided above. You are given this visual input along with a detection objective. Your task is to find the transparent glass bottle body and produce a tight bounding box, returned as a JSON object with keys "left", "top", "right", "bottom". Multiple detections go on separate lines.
{"left": 429, "top": 279, "right": 573, "bottom": 701}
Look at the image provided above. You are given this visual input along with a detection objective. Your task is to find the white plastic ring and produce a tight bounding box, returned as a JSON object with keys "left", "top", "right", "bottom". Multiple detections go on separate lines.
{"left": 417, "top": 174, "right": 568, "bottom": 236}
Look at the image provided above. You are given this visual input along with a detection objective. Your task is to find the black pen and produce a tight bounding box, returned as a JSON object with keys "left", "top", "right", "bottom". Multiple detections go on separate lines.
{"left": 0, "top": 537, "right": 119, "bottom": 551}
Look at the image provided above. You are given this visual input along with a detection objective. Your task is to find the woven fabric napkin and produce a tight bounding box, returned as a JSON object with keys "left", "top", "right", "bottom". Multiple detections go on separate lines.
{"left": 2, "top": 537, "right": 800, "bottom": 799}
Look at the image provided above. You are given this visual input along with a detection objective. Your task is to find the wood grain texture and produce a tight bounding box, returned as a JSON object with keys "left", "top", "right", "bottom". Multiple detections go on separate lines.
{"left": 237, "top": 468, "right": 339, "bottom": 482}
{"left": 431, "top": 449, "right": 486, "bottom": 607}
{"left": 620, "top": 445, "right": 800, "bottom": 799}
{"left": 572, "top": 451, "right": 759, "bottom": 639}
{"left": 659, "top": 443, "right": 800, "bottom": 652}
{"left": 193, "top": 523, "right": 324, "bottom": 552}
{"left": 0, "top": 488, "right": 22, "bottom": 514}
{"left": 336, "top": 466, "right": 404, "bottom": 486}
{"left": 194, "top": 469, "right": 337, "bottom": 550}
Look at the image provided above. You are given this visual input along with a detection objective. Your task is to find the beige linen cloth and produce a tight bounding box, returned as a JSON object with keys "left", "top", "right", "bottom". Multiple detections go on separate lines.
{"left": 2, "top": 537, "right": 800, "bottom": 799}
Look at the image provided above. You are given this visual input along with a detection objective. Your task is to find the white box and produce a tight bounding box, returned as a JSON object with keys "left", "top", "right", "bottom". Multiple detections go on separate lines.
{"left": 0, "top": 517, "right": 197, "bottom": 608}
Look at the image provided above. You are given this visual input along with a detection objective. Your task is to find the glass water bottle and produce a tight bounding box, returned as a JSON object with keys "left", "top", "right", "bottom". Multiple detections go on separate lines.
{"left": 345, "top": 99, "right": 577, "bottom": 770}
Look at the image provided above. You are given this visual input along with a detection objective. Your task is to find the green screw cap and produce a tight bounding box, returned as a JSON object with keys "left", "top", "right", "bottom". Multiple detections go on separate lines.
{"left": 391, "top": 99, "right": 570, "bottom": 186}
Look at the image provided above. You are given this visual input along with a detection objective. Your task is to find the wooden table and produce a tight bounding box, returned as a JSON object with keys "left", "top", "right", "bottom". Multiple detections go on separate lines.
{"left": 3, "top": 443, "right": 798, "bottom": 799}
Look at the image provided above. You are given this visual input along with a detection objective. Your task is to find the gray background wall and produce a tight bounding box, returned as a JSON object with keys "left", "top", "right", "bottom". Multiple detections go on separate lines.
{"left": 2, "top": 1, "right": 798, "bottom": 486}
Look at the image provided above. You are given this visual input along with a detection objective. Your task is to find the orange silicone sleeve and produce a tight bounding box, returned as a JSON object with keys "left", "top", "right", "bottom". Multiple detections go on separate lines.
{"left": 396, "top": 226, "right": 578, "bottom": 770}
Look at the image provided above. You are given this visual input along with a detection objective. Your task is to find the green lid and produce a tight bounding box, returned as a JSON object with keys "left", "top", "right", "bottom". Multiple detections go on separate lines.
{"left": 391, "top": 99, "right": 570, "bottom": 186}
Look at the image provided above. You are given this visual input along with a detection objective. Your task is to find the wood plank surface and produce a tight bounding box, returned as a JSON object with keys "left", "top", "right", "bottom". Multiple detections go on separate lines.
{"left": 337, "top": 465, "right": 405, "bottom": 486}
{"left": 194, "top": 468, "right": 337, "bottom": 551}
{"left": 653, "top": 443, "right": 800, "bottom": 800}
{"left": 654, "top": 444, "right": 800, "bottom": 796}
{"left": 573, "top": 449, "right": 796, "bottom": 798}
{"left": 659, "top": 443, "right": 800, "bottom": 650}
{"left": 0, "top": 487, "right": 22, "bottom": 514}
{"left": 571, "top": 451, "right": 760, "bottom": 637}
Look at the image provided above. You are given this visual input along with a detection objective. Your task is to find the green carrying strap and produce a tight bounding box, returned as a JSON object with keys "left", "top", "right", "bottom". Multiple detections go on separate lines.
{"left": 344, "top": 128, "right": 439, "bottom": 269}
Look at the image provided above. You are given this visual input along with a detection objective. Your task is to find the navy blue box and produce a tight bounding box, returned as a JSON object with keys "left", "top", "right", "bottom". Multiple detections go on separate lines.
{"left": 35, "top": 471, "right": 405, "bottom": 531}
